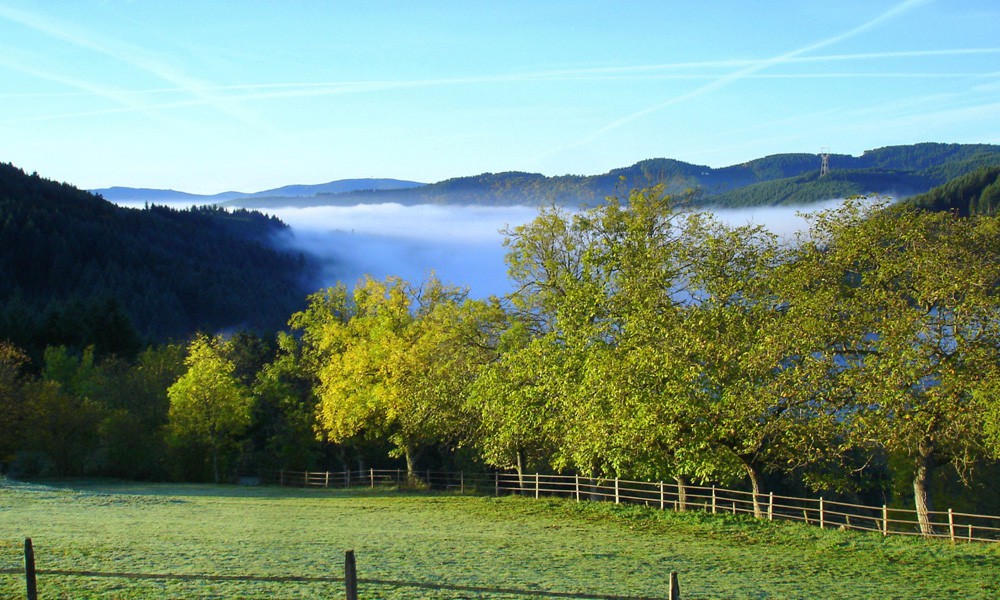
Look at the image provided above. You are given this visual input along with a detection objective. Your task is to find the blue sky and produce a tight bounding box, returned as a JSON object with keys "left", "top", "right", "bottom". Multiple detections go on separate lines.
{"left": 1, "top": 0, "right": 998, "bottom": 194}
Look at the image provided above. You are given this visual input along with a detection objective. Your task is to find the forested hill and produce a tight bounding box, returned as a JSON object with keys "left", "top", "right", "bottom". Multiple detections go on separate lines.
{"left": 905, "top": 164, "right": 1000, "bottom": 216}
{"left": 0, "top": 163, "right": 316, "bottom": 358}
{"left": 224, "top": 143, "right": 1000, "bottom": 209}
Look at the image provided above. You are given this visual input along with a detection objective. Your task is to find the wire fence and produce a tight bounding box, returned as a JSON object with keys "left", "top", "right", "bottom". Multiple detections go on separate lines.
{"left": 259, "top": 468, "right": 1000, "bottom": 543}
{"left": 5, "top": 540, "right": 678, "bottom": 600}
{"left": 7, "top": 469, "right": 998, "bottom": 598}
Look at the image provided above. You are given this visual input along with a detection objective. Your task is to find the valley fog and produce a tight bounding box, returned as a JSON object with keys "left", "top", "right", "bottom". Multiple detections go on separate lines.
{"left": 269, "top": 200, "right": 848, "bottom": 298}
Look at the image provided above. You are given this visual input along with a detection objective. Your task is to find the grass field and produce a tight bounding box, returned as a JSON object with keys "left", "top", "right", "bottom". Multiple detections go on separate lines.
{"left": 1, "top": 479, "right": 998, "bottom": 599}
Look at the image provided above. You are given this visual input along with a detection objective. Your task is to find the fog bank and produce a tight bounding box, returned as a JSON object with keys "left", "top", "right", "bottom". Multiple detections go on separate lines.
{"left": 270, "top": 200, "right": 851, "bottom": 299}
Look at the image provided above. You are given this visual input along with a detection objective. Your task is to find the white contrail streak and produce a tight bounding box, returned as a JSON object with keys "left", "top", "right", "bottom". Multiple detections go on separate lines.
{"left": 0, "top": 4, "right": 264, "bottom": 129}
{"left": 538, "top": 0, "right": 936, "bottom": 157}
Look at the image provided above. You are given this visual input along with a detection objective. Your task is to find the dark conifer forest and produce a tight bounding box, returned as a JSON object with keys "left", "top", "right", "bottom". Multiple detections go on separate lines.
{"left": 0, "top": 162, "right": 316, "bottom": 359}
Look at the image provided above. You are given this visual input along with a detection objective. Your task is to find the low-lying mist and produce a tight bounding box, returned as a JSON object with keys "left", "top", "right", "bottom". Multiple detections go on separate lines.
{"left": 269, "top": 204, "right": 539, "bottom": 298}
{"left": 269, "top": 200, "right": 849, "bottom": 299}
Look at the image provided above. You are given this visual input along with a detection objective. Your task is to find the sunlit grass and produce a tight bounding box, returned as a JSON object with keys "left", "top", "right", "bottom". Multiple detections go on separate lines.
{"left": 1, "top": 479, "right": 998, "bottom": 599}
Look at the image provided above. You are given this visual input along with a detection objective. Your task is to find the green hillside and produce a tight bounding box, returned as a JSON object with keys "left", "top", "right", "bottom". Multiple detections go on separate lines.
{"left": 907, "top": 164, "right": 1000, "bottom": 215}
{"left": 227, "top": 142, "right": 1000, "bottom": 209}
{"left": 0, "top": 163, "right": 316, "bottom": 357}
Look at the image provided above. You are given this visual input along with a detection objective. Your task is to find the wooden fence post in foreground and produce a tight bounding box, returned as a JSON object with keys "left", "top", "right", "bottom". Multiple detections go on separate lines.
{"left": 344, "top": 549, "right": 358, "bottom": 600}
{"left": 948, "top": 508, "right": 955, "bottom": 543}
{"left": 668, "top": 571, "right": 680, "bottom": 600}
{"left": 24, "top": 538, "right": 37, "bottom": 600}
{"left": 882, "top": 504, "right": 888, "bottom": 536}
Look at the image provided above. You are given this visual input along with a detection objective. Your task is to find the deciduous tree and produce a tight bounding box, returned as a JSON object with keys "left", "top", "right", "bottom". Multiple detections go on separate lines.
{"left": 167, "top": 335, "right": 252, "bottom": 483}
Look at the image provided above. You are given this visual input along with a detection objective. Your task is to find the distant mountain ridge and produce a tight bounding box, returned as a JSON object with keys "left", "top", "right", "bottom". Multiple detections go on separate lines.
{"left": 95, "top": 143, "right": 1000, "bottom": 209}
{"left": 94, "top": 178, "right": 425, "bottom": 204}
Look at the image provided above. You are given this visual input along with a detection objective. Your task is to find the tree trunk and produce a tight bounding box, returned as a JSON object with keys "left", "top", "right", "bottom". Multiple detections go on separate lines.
{"left": 211, "top": 442, "right": 220, "bottom": 484}
{"left": 743, "top": 461, "right": 763, "bottom": 518}
{"left": 515, "top": 448, "right": 526, "bottom": 493}
{"left": 675, "top": 475, "right": 688, "bottom": 512}
{"left": 913, "top": 447, "right": 935, "bottom": 536}
{"left": 403, "top": 441, "right": 422, "bottom": 485}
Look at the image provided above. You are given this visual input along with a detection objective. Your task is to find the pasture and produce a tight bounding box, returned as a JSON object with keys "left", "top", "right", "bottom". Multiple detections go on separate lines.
{"left": 1, "top": 479, "right": 997, "bottom": 599}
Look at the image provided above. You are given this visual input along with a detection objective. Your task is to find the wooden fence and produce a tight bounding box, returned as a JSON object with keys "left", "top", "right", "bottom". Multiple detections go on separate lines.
{"left": 258, "top": 468, "right": 1000, "bottom": 543}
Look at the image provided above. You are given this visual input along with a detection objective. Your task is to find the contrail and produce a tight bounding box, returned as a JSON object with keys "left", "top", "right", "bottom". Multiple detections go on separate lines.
{"left": 537, "top": 0, "right": 936, "bottom": 158}
{"left": 0, "top": 4, "right": 265, "bottom": 130}
{"left": 6, "top": 42, "right": 992, "bottom": 102}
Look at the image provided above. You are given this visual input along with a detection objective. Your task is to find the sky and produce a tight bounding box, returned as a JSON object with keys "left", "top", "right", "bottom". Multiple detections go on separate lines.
{"left": 1, "top": 0, "right": 999, "bottom": 194}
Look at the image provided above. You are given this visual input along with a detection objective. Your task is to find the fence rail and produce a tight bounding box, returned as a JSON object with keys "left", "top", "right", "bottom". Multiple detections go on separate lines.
{"left": 258, "top": 468, "right": 1000, "bottom": 543}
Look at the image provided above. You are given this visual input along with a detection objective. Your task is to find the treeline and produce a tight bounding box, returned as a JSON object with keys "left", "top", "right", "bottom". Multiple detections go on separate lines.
{"left": 907, "top": 164, "right": 1000, "bottom": 216}
{"left": 6, "top": 186, "right": 1000, "bottom": 535}
{"left": 0, "top": 163, "right": 316, "bottom": 359}
{"left": 246, "top": 142, "right": 1000, "bottom": 209}
{"left": 282, "top": 190, "right": 1000, "bottom": 534}
{"left": 0, "top": 335, "right": 323, "bottom": 482}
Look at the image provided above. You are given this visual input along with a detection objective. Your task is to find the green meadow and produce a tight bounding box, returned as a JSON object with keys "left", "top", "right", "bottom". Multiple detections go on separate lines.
{"left": 1, "top": 479, "right": 997, "bottom": 599}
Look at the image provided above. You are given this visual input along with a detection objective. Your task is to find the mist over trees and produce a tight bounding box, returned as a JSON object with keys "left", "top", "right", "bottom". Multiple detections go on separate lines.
{"left": 4, "top": 162, "right": 1000, "bottom": 530}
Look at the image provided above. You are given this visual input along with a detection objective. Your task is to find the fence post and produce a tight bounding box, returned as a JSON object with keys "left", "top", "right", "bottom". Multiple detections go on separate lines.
{"left": 882, "top": 504, "right": 888, "bottom": 536}
{"left": 615, "top": 478, "right": 620, "bottom": 504}
{"left": 711, "top": 486, "right": 716, "bottom": 514}
{"left": 460, "top": 472, "right": 465, "bottom": 494}
{"left": 768, "top": 492, "right": 774, "bottom": 521}
{"left": 948, "top": 509, "right": 955, "bottom": 543}
{"left": 370, "top": 468, "right": 374, "bottom": 489}
{"left": 24, "top": 538, "right": 37, "bottom": 600}
{"left": 535, "top": 473, "right": 540, "bottom": 499}
{"left": 668, "top": 571, "right": 680, "bottom": 600}
{"left": 659, "top": 482, "right": 665, "bottom": 511}
{"left": 344, "top": 549, "right": 358, "bottom": 600}
{"left": 325, "top": 471, "right": 330, "bottom": 488}
{"left": 575, "top": 474, "right": 580, "bottom": 502}
{"left": 304, "top": 470, "right": 309, "bottom": 487}
{"left": 495, "top": 472, "right": 500, "bottom": 496}
{"left": 819, "top": 497, "right": 825, "bottom": 530}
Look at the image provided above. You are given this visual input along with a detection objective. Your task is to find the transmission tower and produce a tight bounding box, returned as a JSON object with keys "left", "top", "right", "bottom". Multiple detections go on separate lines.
{"left": 820, "top": 147, "right": 830, "bottom": 177}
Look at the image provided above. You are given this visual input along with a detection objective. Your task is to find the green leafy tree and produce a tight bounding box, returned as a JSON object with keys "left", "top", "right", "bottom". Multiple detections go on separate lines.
{"left": 667, "top": 222, "right": 852, "bottom": 516}
{"left": 96, "top": 344, "right": 186, "bottom": 479}
{"left": 298, "top": 276, "right": 495, "bottom": 480}
{"left": 250, "top": 332, "right": 322, "bottom": 471}
{"left": 786, "top": 199, "right": 1000, "bottom": 533}
{"left": 167, "top": 335, "right": 252, "bottom": 483}
{"left": 467, "top": 321, "right": 564, "bottom": 484}
{"left": 0, "top": 342, "right": 31, "bottom": 467}
{"left": 497, "top": 188, "right": 705, "bottom": 486}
